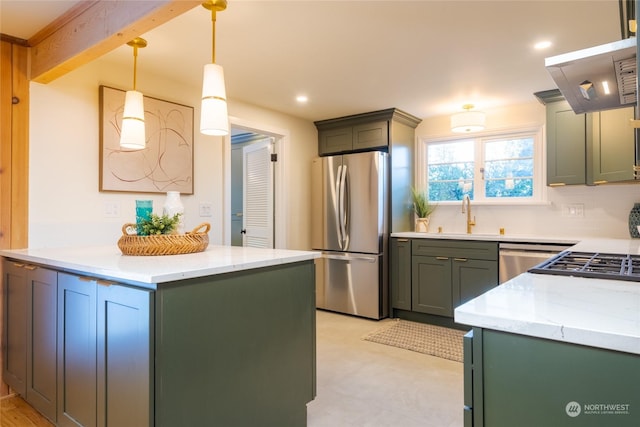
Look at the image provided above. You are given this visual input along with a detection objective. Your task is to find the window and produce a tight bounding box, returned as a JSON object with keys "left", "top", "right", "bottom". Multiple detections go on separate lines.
{"left": 420, "top": 128, "right": 543, "bottom": 203}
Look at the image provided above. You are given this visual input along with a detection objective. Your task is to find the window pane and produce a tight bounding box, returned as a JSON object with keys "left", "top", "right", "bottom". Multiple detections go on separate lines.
{"left": 484, "top": 136, "right": 534, "bottom": 198}
{"left": 427, "top": 140, "right": 474, "bottom": 201}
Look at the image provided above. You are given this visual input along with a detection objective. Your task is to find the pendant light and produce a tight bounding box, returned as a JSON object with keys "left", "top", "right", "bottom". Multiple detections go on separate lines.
{"left": 451, "top": 104, "right": 486, "bottom": 133}
{"left": 120, "top": 37, "right": 148, "bottom": 150}
{"left": 200, "top": 0, "right": 229, "bottom": 136}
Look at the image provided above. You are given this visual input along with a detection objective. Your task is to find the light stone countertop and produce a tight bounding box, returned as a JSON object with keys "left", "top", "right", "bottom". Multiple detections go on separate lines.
{"left": 391, "top": 231, "right": 580, "bottom": 245}
{"left": 0, "top": 245, "right": 320, "bottom": 289}
{"left": 454, "top": 238, "right": 640, "bottom": 354}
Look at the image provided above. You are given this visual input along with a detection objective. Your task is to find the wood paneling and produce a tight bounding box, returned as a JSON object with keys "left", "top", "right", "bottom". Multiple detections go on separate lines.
{"left": 29, "top": 0, "right": 201, "bottom": 84}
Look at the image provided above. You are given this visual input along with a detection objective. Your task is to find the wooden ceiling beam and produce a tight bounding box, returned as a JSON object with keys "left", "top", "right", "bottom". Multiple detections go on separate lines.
{"left": 29, "top": 0, "right": 201, "bottom": 84}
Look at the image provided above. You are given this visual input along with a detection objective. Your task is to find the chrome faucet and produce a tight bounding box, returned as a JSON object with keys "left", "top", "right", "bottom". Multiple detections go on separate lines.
{"left": 461, "top": 195, "right": 476, "bottom": 234}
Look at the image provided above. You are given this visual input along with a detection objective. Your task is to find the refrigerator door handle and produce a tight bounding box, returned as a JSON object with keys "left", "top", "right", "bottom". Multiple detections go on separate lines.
{"left": 339, "top": 164, "right": 349, "bottom": 249}
{"left": 323, "top": 254, "right": 377, "bottom": 263}
{"left": 334, "top": 165, "right": 344, "bottom": 250}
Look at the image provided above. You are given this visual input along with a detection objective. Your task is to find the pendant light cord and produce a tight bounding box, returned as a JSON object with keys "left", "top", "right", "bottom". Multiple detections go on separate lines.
{"left": 211, "top": 7, "right": 217, "bottom": 63}
{"left": 132, "top": 44, "right": 138, "bottom": 91}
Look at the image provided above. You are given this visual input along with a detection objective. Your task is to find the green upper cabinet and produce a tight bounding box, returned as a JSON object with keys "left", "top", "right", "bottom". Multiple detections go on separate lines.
{"left": 538, "top": 89, "right": 636, "bottom": 186}
{"left": 546, "top": 99, "right": 587, "bottom": 186}
{"left": 587, "top": 106, "right": 635, "bottom": 184}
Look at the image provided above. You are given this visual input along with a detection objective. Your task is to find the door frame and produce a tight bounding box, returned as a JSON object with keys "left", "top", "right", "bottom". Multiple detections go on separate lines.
{"left": 224, "top": 116, "right": 288, "bottom": 249}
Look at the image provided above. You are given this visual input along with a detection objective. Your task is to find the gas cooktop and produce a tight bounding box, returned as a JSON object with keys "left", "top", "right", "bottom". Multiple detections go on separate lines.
{"left": 528, "top": 251, "right": 640, "bottom": 282}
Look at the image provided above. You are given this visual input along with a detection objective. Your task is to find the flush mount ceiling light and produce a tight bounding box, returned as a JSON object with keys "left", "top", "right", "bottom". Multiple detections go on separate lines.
{"left": 200, "top": 0, "right": 229, "bottom": 136}
{"left": 120, "top": 37, "right": 147, "bottom": 150}
{"left": 451, "top": 104, "right": 485, "bottom": 133}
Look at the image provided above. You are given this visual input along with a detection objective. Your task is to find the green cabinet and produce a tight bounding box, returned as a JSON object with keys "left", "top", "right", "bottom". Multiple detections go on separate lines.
{"left": 317, "top": 119, "right": 388, "bottom": 155}
{"left": 57, "top": 272, "right": 153, "bottom": 427}
{"left": 540, "top": 90, "right": 636, "bottom": 186}
{"left": 2, "top": 260, "right": 28, "bottom": 395}
{"left": 2, "top": 260, "right": 57, "bottom": 421}
{"left": 390, "top": 238, "right": 411, "bottom": 310}
{"left": 412, "top": 254, "right": 452, "bottom": 316}
{"left": 546, "top": 100, "right": 586, "bottom": 186}
{"left": 587, "top": 106, "right": 635, "bottom": 184}
{"left": 465, "top": 327, "right": 640, "bottom": 427}
{"left": 27, "top": 266, "right": 58, "bottom": 422}
{"left": 391, "top": 238, "right": 498, "bottom": 322}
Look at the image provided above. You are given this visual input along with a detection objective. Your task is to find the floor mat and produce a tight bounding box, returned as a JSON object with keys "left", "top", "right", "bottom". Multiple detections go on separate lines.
{"left": 362, "top": 319, "right": 467, "bottom": 363}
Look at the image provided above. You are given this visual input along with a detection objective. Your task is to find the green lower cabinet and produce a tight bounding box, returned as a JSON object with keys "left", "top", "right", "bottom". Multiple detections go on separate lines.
{"left": 453, "top": 258, "right": 498, "bottom": 307}
{"left": 467, "top": 328, "right": 640, "bottom": 427}
{"left": 412, "top": 255, "right": 452, "bottom": 316}
{"left": 391, "top": 238, "right": 498, "bottom": 320}
{"left": 390, "top": 238, "right": 412, "bottom": 310}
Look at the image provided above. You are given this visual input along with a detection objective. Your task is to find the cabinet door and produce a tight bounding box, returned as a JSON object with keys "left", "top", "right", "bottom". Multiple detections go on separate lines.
{"left": 546, "top": 100, "right": 586, "bottom": 185}
{"left": 58, "top": 273, "right": 97, "bottom": 427}
{"left": 390, "top": 238, "right": 411, "bottom": 310}
{"left": 452, "top": 258, "right": 498, "bottom": 308}
{"left": 412, "top": 255, "right": 452, "bottom": 316}
{"left": 26, "top": 266, "right": 57, "bottom": 422}
{"left": 2, "top": 260, "right": 27, "bottom": 395}
{"left": 588, "top": 106, "right": 635, "bottom": 184}
{"left": 352, "top": 120, "right": 388, "bottom": 151}
{"left": 97, "top": 283, "right": 153, "bottom": 427}
{"left": 318, "top": 127, "right": 353, "bottom": 155}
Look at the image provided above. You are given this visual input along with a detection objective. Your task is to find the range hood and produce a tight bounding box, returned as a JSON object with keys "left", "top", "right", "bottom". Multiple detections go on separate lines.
{"left": 545, "top": 37, "right": 637, "bottom": 114}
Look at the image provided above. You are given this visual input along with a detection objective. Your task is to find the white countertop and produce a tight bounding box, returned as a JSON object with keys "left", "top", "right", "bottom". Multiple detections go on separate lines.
{"left": 455, "top": 238, "right": 640, "bottom": 355}
{"left": 0, "top": 245, "right": 320, "bottom": 288}
{"left": 391, "top": 231, "right": 579, "bottom": 244}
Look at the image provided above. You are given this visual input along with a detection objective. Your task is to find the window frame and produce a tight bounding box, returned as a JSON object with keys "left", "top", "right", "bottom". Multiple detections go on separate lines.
{"left": 416, "top": 126, "right": 547, "bottom": 205}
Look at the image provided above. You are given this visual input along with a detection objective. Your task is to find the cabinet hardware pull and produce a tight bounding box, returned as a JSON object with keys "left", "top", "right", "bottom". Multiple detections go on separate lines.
{"left": 436, "top": 256, "right": 449, "bottom": 260}
{"left": 78, "top": 276, "right": 96, "bottom": 283}
{"left": 592, "top": 180, "right": 608, "bottom": 185}
{"left": 96, "top": 280, "right": 112, "bottom": 287}
{"left": 24, "top": 265, "right": 38, "bottom": 270}
{"left": 397, "top": 238, "right": 409, "bottom": 242}
{"left": 454, "top": 258, "right": 468, "bottom": 262}
{"left": 12, "top": 262, "right": 25, "bottom": 268}
{"left": 549, "top": 183, "right": 566, "bottom": 187}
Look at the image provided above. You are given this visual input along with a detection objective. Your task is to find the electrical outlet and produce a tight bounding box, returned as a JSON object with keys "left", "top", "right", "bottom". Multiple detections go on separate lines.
{"left": 104, "top": 202, "right": 121, "bottom": 218}
{"left": 561, "top": 203, "right": 584, "bottom": 217}
{"left": 199, "top": 203, "right": 213, "bottom": 217}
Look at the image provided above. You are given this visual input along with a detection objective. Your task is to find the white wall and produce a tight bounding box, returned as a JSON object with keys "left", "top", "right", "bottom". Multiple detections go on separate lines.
{"left": 28, "top": 56, "right": 317, "bottom": 250}
{"left": 415, "top": 101, "right": 640, "bottom": 239}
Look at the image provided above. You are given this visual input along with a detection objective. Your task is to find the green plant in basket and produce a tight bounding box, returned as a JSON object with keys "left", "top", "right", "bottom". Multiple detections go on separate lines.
{"left": 137, "top": 213, "right": 182, "bottom": 236}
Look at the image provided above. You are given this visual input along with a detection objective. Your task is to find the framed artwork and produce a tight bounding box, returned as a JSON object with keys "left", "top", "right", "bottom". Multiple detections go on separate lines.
{"left": 99, "top": 85, "right": 194, "bottom": 194}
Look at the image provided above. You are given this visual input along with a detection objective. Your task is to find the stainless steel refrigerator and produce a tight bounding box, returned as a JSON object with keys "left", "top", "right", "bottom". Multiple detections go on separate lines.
{"left": 311, "top": 151, "right": 388, "bottom": 319}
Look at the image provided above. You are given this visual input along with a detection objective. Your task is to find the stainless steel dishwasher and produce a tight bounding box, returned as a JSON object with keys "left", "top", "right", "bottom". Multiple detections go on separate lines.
{"left": 498, "top": 242, "right": 572, "bottom": 284}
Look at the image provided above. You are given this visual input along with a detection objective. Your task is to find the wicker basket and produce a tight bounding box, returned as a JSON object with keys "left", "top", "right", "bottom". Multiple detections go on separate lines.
{"left": 118, "top": 222, "right": 210, "bottom": 256}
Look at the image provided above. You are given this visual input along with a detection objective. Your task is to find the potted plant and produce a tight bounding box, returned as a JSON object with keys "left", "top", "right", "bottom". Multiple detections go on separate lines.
{"left": 411, "top": 187, "right": 436, "bottom": 232}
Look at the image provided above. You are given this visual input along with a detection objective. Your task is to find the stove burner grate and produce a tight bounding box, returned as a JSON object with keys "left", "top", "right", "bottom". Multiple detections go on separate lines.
{"left": 528, "top": 251, "right": 640, "bottom": 282}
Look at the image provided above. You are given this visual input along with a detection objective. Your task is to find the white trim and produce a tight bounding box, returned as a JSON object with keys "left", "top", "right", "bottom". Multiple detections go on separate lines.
{"left": 226, "top": 116, "right": 289, "bottom": 249}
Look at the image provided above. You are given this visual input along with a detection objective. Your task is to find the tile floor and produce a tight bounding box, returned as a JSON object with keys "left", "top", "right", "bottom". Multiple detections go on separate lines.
{"left": 307, "top": 310, "right": 464, "bottom": 427}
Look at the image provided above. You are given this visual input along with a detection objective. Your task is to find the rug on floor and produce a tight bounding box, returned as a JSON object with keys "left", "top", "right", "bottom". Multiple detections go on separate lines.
{"left": 362, "top": 319, "right": 467, "bottom": 363}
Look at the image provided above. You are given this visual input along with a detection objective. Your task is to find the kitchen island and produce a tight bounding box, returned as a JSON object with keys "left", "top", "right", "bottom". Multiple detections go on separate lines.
{"left": 454, "top": 238, "right": 640, "bottom": 427}
{"left": 1, "top": 245, "right": 319, "bottom": 427}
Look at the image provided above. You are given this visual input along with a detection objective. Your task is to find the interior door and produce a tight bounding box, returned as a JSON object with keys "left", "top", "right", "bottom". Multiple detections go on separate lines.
{"left": 242, "top": 138, "right": 274, "bottom": 248}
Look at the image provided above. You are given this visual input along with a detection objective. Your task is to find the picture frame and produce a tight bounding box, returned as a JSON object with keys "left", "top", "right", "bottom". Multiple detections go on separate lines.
{"left": 99, "top": 85, "right": 194, "bottom": 194}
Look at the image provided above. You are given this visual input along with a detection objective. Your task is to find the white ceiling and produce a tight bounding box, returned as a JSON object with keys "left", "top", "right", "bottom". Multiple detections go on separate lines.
{"left": 0, "top": 0, "right": 626, "bottom": 122}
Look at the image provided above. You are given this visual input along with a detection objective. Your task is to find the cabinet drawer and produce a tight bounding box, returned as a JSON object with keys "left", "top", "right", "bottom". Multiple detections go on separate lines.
{"left": 412, "top": 239, "right": 498, "bottom": 261}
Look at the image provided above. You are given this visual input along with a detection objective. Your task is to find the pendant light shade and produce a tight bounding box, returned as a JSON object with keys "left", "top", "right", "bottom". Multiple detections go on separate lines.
{"left": 120, "top": 38, "right": 147, "bottom": 150}
{"left": 120, "top": 90, "right": 146, "bottom": 149}
{"left": 200, "top": 63, "right": 229, "bottom": 136}
{"left": 451, "top": 104, "right": 486, "bottom": 133}
{"left": 201, "top": 0, "right": 229, "bottom": 136}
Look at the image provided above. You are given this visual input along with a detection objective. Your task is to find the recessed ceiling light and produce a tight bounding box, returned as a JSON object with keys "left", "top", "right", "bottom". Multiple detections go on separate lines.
{"left": 296, "top": 95, "right": 308, "bottom": 103}
{"left": 534, "top": 40, "right": 552, "bottom": 50}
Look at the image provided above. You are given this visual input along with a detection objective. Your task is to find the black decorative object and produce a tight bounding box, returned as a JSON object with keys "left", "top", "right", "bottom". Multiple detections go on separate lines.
{"left": 628, "top": 203, "right": 640, "bottom": 238}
